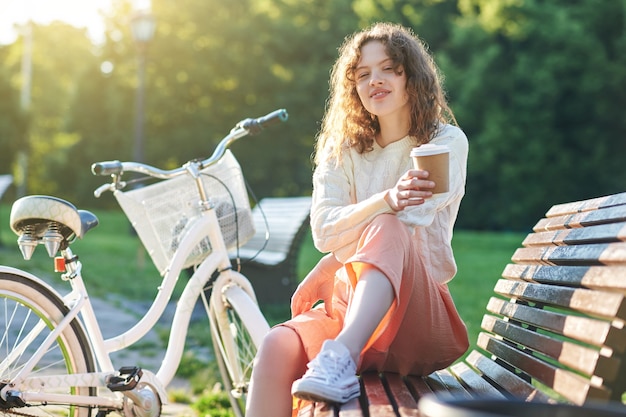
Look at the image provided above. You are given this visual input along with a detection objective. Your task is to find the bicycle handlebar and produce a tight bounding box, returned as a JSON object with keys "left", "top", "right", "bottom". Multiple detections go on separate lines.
{"left": 91, "top": 160, "right": 123, "bottom": 176}
{"left": 91, "top": 109, "right": 288, "bottom": 197}
{"left": 234, "top": 108, "right": 288, "bottom": 134}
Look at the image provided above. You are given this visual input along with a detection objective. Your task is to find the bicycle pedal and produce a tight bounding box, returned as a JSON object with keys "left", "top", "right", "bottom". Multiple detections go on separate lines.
{"left": 3, "top": 390, "right": 27, "bottom": 408}
{"left": 106, "top": 366, "right": 143, "bottom": 392}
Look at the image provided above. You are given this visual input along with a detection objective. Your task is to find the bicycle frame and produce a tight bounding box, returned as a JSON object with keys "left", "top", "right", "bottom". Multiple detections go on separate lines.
{"left": 2, "top": 191, "right": 269, "bottom": 410}
{"left": 2, "top": 109, "right": 285, "bottom": 415}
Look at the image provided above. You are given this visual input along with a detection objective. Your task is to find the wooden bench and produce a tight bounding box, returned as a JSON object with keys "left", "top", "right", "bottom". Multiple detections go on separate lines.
{"left": 231, "top": 196, "right": 312, "bottom": 305}
{"left": 298, "top": 191, "right": 626, "bottom": 416}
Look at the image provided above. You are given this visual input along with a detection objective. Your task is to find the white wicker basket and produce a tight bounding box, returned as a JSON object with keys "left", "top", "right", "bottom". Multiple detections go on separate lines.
{"left": 114, "top": 150, "right": 255, "bottom": 274}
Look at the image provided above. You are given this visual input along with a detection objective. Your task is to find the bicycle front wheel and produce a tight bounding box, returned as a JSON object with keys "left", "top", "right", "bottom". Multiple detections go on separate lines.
{"left": 209, "top": 275, "right": 270, "bottom": 417}
{"left": 0, "top": 271, "right": 96, "bottom": 417}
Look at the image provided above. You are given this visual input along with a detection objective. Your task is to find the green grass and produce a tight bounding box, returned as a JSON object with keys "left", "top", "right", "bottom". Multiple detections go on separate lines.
{"left": 448, "top": 230, "right": 526, "bottom": 354}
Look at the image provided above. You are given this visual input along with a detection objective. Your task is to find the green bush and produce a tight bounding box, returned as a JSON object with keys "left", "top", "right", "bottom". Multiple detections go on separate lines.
{"left": 192, "top": 390, "right": 234, "bottom": 417}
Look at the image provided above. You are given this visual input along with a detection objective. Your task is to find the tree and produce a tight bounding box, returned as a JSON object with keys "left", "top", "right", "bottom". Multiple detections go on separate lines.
{"left": 67, "top": 0, "right": 361, "bottom": 206}
{"left": 2, "top": 0, "right": 624, "bottom": 232}
{"left": 1, "top": 22, "right": 98, "bottom": 199}
{"left": 442, "top": 0, "right": 626, "bottom": 229}
{"left": 0, "top": 56, "right": 27, "bottom": 199}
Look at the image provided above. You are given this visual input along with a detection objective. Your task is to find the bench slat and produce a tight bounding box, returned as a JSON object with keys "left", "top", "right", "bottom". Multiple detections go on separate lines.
{"left": 448, "top": 361, "right": 506, "bottom": 398}
{"left": 234, "top": 248, "right": 286, "bottom": 265}
{"left": 464, "top": 350, "right": 552, "bottom": 402}
{"left": 534, "top": 205, "right": 626, "bottom": 232}
{"left": 337, "top": 398, "right": 365, "bottom": 417}
{"left": 406, "top": 374, "right": 436, "bottom": 399}
{"left": 361, "top": 372, "right": 398, "bottom": 416}
{"left": 493, "top": 279, "right": 626, "bottom": 320}
{"left": 501, "top": 264, "right": 626, "bottom": 293}
{"left": 481, "top": 314, "right": 620, "bottom": 381}
{"left": 511, "top": 242, "right": 626, "bottom": 266}
{"left": 545, "top": 192, "right": 626, "bottom": 217}
{"left": 477, "top": 333, "right": 611, "bottom": 405}
{"left": 384, "top": 373, "right": 419, "bottom": 416}
{"left": 238, "top": 197, "right": 312, "bottom": 261}
{"left": 523, "top": 222, "right": 626, "bottom": 247}
{"left": 423, "top": 370, "right": 473, "bottom": 399}
{"left": 485, "top": 297, "right": 626, "bottom": 351}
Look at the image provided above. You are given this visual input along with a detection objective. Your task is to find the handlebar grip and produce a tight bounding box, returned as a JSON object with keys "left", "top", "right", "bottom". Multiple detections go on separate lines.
{"left": 236, "top": 109, "right": 288, "bottom": 135}
{"left": 92, "top": 160, "right": 123, "bottom": 176}
{"left": 257, "top": 109, "right": 288, "bottom": 128}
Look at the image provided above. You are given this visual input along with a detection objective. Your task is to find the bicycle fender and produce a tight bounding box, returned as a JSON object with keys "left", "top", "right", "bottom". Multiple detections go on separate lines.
{"left": 0, "top": 266, "right": 64, "bottom": 300}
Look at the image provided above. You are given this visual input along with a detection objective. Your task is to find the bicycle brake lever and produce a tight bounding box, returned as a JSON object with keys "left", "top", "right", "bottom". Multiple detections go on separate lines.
{"left": 94, "top": 180, "right": 127, "bottom": 198}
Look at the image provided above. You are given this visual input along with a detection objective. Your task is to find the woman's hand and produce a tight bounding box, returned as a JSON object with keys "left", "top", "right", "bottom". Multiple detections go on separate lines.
{"left": 385, "top": 169, "right": 435, "bottom": 212}
{"left": 291, "top": 253, "right": 342, "bottom": 318}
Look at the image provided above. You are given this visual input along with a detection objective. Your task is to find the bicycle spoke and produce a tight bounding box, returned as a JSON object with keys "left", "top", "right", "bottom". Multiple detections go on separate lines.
{"left": 1, "top": 273, "right": 95, "bottom": 417}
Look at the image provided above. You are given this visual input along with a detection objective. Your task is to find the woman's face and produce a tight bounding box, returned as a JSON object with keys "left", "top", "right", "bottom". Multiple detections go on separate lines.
{"left": 354, "top": 40, "right": 409, "bottom": 121}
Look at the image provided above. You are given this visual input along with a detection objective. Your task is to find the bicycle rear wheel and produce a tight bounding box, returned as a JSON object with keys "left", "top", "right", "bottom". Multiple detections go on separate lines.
{"left": 208, "top": 274, "right": 269, "bottom": 417}
{"left": 0, "top": 271, "right": 96, "bottom": 417}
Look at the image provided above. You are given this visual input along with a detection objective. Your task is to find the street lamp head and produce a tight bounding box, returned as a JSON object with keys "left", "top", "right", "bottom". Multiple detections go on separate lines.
{"left": 130, "top": 11, "right": 156, "bottom": 45}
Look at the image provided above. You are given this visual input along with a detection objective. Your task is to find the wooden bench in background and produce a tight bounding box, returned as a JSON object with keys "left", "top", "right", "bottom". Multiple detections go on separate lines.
{"left": 231, "top": 196, "right": 312, "bottom": 305}
{"left": 298, "top": 191, "right": 626, "bottom": 416}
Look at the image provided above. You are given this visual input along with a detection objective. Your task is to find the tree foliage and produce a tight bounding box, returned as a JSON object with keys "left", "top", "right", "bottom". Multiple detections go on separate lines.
{"left": 443, "top": 0, "right": 626, "bottom": 229}
{"left": 0, "top": 60, "right": 26, "bottom": 183}
{"left": 0, "top": 0, "right": 624, "bottom": 230}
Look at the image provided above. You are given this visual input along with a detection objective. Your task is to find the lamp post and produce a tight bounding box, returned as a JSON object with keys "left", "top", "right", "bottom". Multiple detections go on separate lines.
{"left": 130, "top": 10, "right": 156, "bottom": 164}
{"left": 17, "top": 21, "right": 33, "bottom": 198}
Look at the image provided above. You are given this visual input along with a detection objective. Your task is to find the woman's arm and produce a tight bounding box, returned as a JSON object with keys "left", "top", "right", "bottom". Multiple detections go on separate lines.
{"left": 310, "top": 156, "right": 391, "bottom": 258}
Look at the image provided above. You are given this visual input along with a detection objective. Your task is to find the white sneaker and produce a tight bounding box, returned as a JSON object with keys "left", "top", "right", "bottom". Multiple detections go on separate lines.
{"left": 291, "top": 339, "right": 360, "bottom": 403}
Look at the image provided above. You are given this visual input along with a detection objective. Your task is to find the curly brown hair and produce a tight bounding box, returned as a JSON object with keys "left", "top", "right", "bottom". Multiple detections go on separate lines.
{"left": 314, "top": 22, "right": 456, "bottom": 166}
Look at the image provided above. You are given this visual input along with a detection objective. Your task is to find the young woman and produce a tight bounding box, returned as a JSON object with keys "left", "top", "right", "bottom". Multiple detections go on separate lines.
{"left": 246, "top": 22, "right": 469, "bottom": 417}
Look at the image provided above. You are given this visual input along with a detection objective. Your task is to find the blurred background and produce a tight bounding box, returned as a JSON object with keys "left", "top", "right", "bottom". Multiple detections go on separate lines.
{"left": 1, "top": 0, "right": 625, "bottom": 232}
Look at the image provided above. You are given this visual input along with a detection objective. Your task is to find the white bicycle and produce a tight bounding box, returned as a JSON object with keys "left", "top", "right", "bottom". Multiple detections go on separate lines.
{"left": 0, "top": 109, "right": 288, "bottom": 417}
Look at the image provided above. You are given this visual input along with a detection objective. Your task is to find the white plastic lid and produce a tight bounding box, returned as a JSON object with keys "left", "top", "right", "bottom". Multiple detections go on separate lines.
{"left": 410, "top": 144, "right": 450, "bottom": 157}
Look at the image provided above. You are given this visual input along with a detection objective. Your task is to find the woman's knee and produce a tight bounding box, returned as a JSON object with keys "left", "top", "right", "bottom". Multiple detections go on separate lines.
{"left": 254, "top": 326, "right": 306, "bottom": 375}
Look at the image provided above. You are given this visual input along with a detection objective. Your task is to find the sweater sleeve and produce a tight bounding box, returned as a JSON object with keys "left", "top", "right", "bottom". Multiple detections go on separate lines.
{"left": 310, "top": 152, "right": 394, "bottom": 262}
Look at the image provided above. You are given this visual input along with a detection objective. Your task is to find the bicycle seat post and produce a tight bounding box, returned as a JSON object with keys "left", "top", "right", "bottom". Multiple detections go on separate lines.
{"left": 58, "top": 247, "right": 82, "bottom": 281}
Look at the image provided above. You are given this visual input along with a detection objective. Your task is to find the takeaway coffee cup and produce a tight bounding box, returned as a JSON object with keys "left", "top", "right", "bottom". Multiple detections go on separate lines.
{"left": 410, "top": 144, "right": 450, "bottom": 194}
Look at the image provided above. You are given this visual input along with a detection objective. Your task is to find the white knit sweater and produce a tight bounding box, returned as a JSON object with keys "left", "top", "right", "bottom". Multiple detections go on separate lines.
{"left": 311, "top": 124, "right": 469, "bottom": 284}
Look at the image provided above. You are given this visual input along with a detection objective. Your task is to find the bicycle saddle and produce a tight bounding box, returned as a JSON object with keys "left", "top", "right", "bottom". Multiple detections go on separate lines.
{"left": 10, "top": 195, "right": 99, "bottom": 259}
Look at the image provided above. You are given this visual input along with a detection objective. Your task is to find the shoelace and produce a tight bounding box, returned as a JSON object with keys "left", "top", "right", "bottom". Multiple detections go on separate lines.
{"left": 306, "top": 350, "right": 350, "bottom": 383}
